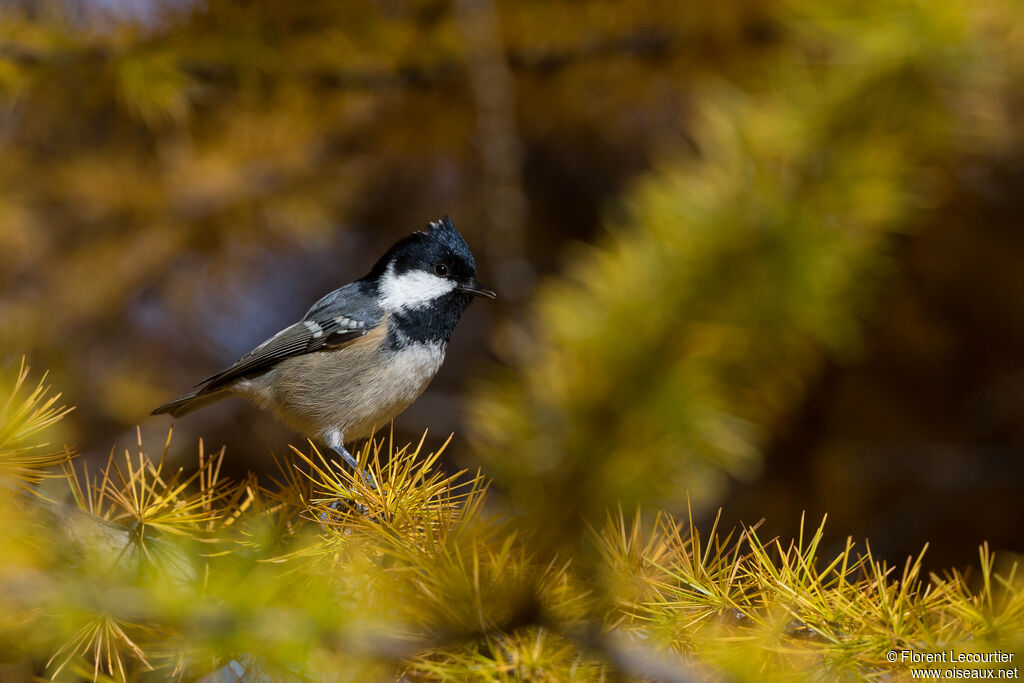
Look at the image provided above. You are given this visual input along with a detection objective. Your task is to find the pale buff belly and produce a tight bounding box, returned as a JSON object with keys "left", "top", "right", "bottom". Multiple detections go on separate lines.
{"left": 234, "top": 339, "right": 446, "bottom": 442}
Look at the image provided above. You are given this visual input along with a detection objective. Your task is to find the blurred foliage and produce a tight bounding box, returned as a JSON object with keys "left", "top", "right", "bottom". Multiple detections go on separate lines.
{"left": 1, "top": 0, "right": 1022, "bottom": 678}
{"left": 0, "top": 357, "right": 74, "bottom": 487}
{"left": 1, "top": 363, "right": 1022, "bottom": 682}
{"left": 468, "top": 0, "right": 1023, "bottom": 539}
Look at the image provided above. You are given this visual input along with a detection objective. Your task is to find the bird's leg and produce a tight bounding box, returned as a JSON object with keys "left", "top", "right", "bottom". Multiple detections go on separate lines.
{"left": 317, "top": 430, "right": 374, "bottom": 523}
{"left": 334, "top": 444, "right": 379, "bottom": 491}
{"left": 324, "top": 430, "right": 377, "bottom": 490}
{"left": 334, "top": 442, "right": 361, "bottom": 474}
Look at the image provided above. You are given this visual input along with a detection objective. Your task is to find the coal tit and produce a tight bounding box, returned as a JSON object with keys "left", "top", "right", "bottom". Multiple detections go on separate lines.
{"left": 152, "top": 216, "right": 495, "bottom": 479}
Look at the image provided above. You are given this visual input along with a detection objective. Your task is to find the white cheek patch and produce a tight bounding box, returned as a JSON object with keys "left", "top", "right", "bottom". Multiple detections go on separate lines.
{"left": 380, "top": 264, "right": 457, "bottom": 311}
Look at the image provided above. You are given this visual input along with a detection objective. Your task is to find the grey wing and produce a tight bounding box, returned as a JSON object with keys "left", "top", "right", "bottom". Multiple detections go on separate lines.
{"left": 196, "top": 283, "right": 383, "bottom": 390}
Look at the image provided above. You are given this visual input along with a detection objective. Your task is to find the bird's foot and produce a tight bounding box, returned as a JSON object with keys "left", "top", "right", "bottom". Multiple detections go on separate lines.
{"left": 325, "top": 497, "right": 370, "bottom": 518}
{"left": 317, "top": 497, "right": 372, "bottom": 531}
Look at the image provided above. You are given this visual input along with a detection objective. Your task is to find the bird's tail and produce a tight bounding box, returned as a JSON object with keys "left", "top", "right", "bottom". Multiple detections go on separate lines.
{"left": 151, "top": 389, "right": 231, "bottom": 418}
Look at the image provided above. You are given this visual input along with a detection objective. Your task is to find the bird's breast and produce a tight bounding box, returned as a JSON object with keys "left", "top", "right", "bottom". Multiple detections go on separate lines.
{"left": 379, "top": 342, "right": 447, "bottom": 401}
{"left": 338, "top": 341, "right": 446, "bottom": 438}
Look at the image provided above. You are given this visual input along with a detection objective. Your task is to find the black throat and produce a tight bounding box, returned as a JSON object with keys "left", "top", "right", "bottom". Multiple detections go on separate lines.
{"left": 385, "top": 290, "right": 474, "bottom": 348}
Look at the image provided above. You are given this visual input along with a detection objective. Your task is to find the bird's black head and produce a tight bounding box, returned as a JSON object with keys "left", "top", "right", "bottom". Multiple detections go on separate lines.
{"left": 365, "top": 216, "right": 495, "bottom": 344}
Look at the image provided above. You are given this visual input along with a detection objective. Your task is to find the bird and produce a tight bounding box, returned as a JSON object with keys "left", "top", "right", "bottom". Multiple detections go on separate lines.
{"left": 151, "top": 216, "right": 495, "bottom": 482}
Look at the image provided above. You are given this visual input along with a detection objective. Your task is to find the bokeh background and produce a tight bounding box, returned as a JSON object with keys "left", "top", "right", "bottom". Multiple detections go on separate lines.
{"left": 1, "top": 0, "right": 1021, "bottom": 570}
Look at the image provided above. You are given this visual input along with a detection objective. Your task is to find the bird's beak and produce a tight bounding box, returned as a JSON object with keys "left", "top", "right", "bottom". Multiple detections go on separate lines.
{"left": 459, "top": 282, "right": 497, "bottom": 299}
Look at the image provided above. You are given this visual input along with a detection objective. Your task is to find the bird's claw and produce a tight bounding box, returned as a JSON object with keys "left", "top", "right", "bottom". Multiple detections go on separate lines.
{"left": 317, "top": 497, "right": 370, "bottom": 529}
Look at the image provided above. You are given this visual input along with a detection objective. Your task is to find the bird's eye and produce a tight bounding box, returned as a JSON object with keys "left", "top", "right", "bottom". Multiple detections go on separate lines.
{"left": 434, "top": 263, "right": 449, "bottom": 277}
